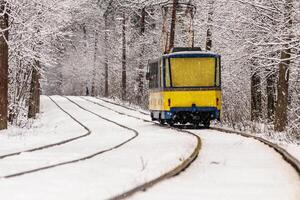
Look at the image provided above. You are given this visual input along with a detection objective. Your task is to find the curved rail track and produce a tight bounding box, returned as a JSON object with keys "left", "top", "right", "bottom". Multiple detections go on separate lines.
{"left": 213, "top": 127, "right": 300, "bottom": 175}
{"left": 97, "top": 98, "right": 149, "bottom": 116}
{"left": 0, "top": 96, "right": 139, "bottom": 179}
{"left": 81, "top": 97, "right": 300, "bottom": 200}
{"left": 79, "top": 97, "right": 202, "bottom": 200}
{"left": 0, "top": 96, "right": 91, "bottom": 160}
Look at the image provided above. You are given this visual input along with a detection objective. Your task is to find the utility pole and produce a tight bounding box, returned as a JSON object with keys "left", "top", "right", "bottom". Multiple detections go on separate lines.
{"left": 168, "top": 0, "right": 179, "bottom": 52}
{"left": 186, "top": 0, "right": 195, "bottom": 48}
{"left": 162, "top": 6, "right": 169, "bottom": 53}
{"left": 206, "top": 0, "right": 214, "bottom": 51}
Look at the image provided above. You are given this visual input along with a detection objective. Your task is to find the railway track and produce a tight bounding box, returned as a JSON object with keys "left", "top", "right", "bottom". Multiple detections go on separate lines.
{"left": 0, "top": 96, "right": 138, "bottom": 179}
{"left": 0, "top": 96, "right": 91, "bottom": 160}
{"left": 97, "top": 97, "right": 149, "bottom": 116}
{"left": 78, "top": 97, "right": 201, "bottom": 200}
{"left": 82, "top": 97, "right": 300, "bottom": 199}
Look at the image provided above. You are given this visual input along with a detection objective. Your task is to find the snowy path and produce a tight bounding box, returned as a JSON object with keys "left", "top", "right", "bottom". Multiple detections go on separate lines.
{"left": 0, "top": 96, "right": 196, "bottom": 199}
{"left": 86, "top": 97, "right": 300, "bottom": 200}
{"left": 132, "top": 129, "right": 300, "bottom": 200}
{"left": 0, "top": 96, "right": 87, "bottom": 157}
{"left": 0, "top": 95, "right": 136, "bottom": 177}
{"left": 0, "top": 96, "right": 299, "bottom": 200}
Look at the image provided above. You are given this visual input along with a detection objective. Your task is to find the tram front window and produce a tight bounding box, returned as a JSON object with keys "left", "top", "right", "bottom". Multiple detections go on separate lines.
{"left": 169, "top": 57, "right": 219, "bottom": 87}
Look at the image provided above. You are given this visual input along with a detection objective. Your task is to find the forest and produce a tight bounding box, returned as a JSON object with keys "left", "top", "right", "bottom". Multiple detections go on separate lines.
{"left": 0, "top": 0, "right": 299, "bottom": 142}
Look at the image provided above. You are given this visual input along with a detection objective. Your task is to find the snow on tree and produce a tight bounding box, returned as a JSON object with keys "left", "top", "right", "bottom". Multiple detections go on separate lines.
{"left": 1, "top": 0, "right": 299, "bottom": 141}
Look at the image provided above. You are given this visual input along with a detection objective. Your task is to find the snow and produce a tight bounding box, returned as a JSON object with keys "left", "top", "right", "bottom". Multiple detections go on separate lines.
{"left": 0, "top": 96, "right": 86, "bottom": 156}
{"left": 84, "top": 96, "right": 150, "bottom": 121}
{"left": 283, "top": 145, "right": 300, "bottom": 161}
{"left": 96, "top": 97, "right": 300, "bottom": 163}
{"left": 132, "top": 130, "right": 300, "bottom": 200}
{"left": 0, "top": 96, "right": 299, "bottom": 200}
{"left": 86, "top": 97, "right": 300, "bottom": 199}
{"left": 215, "top": 125, "right": 300, "bottom": 162}
{"left": 0, "top": 96, "right": 196, "bottom": 199}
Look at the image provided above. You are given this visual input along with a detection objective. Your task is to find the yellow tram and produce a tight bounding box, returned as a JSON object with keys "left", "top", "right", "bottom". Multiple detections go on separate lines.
{"left": 147, "top": 47, "right": 222, "bottom": 128}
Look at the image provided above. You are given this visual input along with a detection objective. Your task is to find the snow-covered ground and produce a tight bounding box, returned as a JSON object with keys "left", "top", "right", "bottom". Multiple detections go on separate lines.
{"left": 0, "top": 96, "right": 299, "bottom": 200}
{"left": 0, "top": 96, "right": 86, "bottom": 156}
{"left": 0, "top": 96, "right": 196, "bottom": 199}
{"left": 86, "top": 97, "right": 300, "bottom": 200}
{"left": 215, "top": 125, "right": 300, "bottom": 162}
{"left": 132, "top": 129, "right": 300, "bottom": 200}
{"left": 97, "top": 96, "right": 300, "bottom": 162}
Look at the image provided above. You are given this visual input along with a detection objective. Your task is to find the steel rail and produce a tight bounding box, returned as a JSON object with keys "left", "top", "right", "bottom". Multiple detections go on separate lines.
{"left": 0, "top": 96, "right": 138, "bottom": 179}
{"left": 0, "top": 96, "right": 91, "bottom": 160}
{"left": 95, "top": 97, "right": 149, "bottom": 115}
{"left": 84, "top": 96, "right": 300, "bottom": 200}
{"left": 80, "top": 97, "right": 202, "bottom": 200}
{"left": 211, "top": 127, "right": 300, "bottom": 175}
{"left": 92, "top": 97, "right": 300, "bottom": 177}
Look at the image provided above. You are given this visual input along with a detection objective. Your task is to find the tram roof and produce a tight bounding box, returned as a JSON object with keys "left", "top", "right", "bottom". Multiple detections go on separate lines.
{"left": 164, "top": 51, "right": 220, "bottom": 58}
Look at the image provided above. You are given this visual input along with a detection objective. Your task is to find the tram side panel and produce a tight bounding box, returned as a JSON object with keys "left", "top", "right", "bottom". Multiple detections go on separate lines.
{"left": 149, "top": 90, "right": 221, "bottom": 121}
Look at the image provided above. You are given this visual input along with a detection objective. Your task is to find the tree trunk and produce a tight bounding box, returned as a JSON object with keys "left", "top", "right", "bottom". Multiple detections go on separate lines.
{"left": 137, "top": 7, "right": 146, "bottom": 105}
{"left": 121, "top": 12, "right": 127, "bottom": 101}
{"left": 140, "top": 7, "right": 146, "bottom": 34}
{"left": 104, "top": 17, "right": 109, "bottom": 97}
{"left": 28, "top": 62, "right": 40, "bottom": 119}
{"left": 251, "top": 71, "right": 262, "bottom": 122}
{"left": 91, "top": 31, "right": 98, "bottom": 97}
{"left": 0, "top": 1, "right": 9, "bottom": 130}
{"left": 36, "top": 75, "right": 40, "bottom": 114}
{"left": 266, "top": 70, "right": 276, "bottom": 122}
{"left": 206, "top": 0, "right": 214, "bottom": 51}
{"left": 168, "top": 0, "right": 178, "bottom": 52}
{"left": 274, "top": 0, "right": 292, "bottom": 132}
{"left": 274, "top": 50, "right": 290, "bottom": 131}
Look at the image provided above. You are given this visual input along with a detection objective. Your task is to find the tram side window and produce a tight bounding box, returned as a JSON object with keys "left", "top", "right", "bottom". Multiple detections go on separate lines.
{"left": 149, "top": 62, "right": 159, "bottom": 89}
{"left": 165, "top": 58, "right": 171, "bottom": 87}
{"left": 160, "top": 60, "right": 164, "bottom": 87}
{"left": 215, "top": 58, "right": 221, "bottom": 87}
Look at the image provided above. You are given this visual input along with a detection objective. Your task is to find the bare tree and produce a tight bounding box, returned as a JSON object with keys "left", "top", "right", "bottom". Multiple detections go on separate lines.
{"left": 251, "top": 68, "right": 262, "bottom": 122}
{"left": 91, "top": 30, "right": 98, "bottom": 97}
{"left": 103, "top": 1, "right": 114, "bottom": 97}
{"left": 28, "top": 62, "right": 40, "bottom": 119}
{"left": 274, "top": 0, "right": 293, "bottom": 132}
{"left": 0, "top": 0, "right": 9, "bottom": 130}
{"left": 266, "top": 68, "right": 276, "bottom": 122}
{"left": 136, "top": 7, "right": 146, "bottom": 104}
{"left": 121, "top": 12, "right": 127, "bottom": 100}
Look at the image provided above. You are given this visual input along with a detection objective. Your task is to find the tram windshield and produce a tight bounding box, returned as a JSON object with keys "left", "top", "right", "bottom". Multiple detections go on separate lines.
{"left": 168, "top": 57, "right": 220, "bottom": 87}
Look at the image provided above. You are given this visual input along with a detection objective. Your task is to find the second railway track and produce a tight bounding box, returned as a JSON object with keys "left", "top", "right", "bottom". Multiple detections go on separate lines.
{"left": 0, "top": 96, "right": 92, "bottom": 160}
{"left": 0, "top": 96, "right": 139, "bottom": 179}
{"left": 92, "top": 96, "right": 300, "bottom": 174}
{"left": 81, "top": 96, "right": 300, "bottom": 200}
